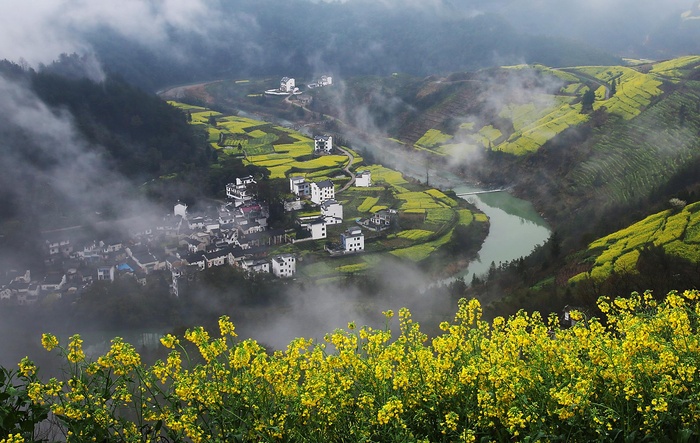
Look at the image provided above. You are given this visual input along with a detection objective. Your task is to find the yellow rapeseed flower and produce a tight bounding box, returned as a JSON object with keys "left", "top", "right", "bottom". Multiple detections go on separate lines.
{"left": 66, "top": 334, "right": 85, "bottom": 363}
{"left": 0, "top": 433, "right": 24, "bottom": 443}
{"left": 160, "top": 334, "right": 179, "bottom": 349}
{"left": 218, "top": 315, "right": 237, "bottom": 337}
{"left": 18, "top": 356, "right": 36, "bottom": 377}
{"left": 41, "top": 333, "right": 59, "bottom": 351}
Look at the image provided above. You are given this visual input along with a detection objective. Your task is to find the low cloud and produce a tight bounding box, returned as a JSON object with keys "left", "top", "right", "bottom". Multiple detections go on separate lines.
{"left": 0, "top": 73, "right": 157, "bottom": 240}
{"left": 0, "top": 0, "right": 215, "bottom": 67}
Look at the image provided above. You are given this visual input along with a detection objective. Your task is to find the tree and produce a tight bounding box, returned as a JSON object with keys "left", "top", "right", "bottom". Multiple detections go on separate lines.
{"left": 609, "top": 79, "right": 616, "bottom": 96}
{"left": 679, "top": 104, "right": 688, "bottom": 127}
{"left": 581, "top": 89, "right": 596, "bottom": 113}
{"left": 549, "top": 231, "right": 561, "bottom": 259}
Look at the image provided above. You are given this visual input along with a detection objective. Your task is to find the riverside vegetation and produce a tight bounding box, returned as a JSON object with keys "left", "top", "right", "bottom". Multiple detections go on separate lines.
{"left": 3, "top": 290, "right": 700, "bottom": 442}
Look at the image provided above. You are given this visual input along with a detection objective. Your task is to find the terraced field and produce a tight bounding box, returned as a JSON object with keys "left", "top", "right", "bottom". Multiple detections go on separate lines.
{"left": 565, "top": 86, "right": 700, "bottom": 207}
{"left": 650, "top": 56, "right": 700, "bottom": 80}
{"left": 170, "top": 101, "right": 489, "bottom": 274}
{"left": 496, "top": 99, "right": 587, "bottom": 155}
{"left": 399, "top": 57, "right": 699, "bottom": 158}
{"left": 570, "top": 202, "right": 700, "bottom": 283}
{"left": 570, "top": 66, "right": 664, "bottom": 119}
{"left": 415, "top": 129, "right": 453, "bottom": 149}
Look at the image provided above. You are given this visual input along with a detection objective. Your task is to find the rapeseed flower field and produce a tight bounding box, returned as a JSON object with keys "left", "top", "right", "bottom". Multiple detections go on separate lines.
{"left": 5, "top": 290, "right": 700, "bottom": 442}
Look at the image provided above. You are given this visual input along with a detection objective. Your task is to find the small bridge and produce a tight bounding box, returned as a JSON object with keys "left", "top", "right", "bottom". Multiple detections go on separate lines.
{"left": 455, "top": 189, "right": 507, "bottom": 197}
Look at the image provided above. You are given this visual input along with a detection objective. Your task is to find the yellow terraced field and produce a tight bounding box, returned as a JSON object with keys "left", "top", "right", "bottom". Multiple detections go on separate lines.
{"left": 571, "top": 202, "right": 700, "bottom": 283}
{"left": 415, "top": 129, "right": 453, "bottom": 148}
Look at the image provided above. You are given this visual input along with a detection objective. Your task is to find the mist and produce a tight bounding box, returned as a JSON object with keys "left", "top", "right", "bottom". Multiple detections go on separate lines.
{"left": 0, "top": 73, "right": 160, "bottom": 238}
{"left": 184, "top": 258, "right": 461, "bottom": 352}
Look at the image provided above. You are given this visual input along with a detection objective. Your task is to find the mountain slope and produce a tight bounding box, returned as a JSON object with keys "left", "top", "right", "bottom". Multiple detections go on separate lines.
{"left": 322, "top": 57, "right": 700, "bottom": 241}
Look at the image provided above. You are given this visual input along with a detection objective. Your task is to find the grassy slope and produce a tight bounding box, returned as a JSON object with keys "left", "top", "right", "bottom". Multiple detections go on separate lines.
{"left": 562, "top": 83, "right": 700, "bottom": 208}
{"left": 375, "top": 58, "right": 700, "bottom": 260}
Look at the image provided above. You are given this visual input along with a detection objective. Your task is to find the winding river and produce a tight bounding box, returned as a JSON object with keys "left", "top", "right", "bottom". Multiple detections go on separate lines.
{"left": 363, "top": 149, "right": 551, "bottom": 282}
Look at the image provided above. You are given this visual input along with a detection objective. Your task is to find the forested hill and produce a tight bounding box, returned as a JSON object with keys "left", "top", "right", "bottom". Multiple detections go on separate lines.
{"left": 29, "top": 69, "right": 210, "bottom": 179}
{"left": 0, "top": 60, "right": 211, "bottom": 269}
{"left": 84, "top": 0, "right": 621, "bottom": 91}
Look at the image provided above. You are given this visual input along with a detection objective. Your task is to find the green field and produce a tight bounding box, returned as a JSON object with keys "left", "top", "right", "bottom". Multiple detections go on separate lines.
{"left": 650, "top": 56, "right": 700, "bottom": 79}
{"left": 357, "top": 197, "right": 379, "bottom": 212}
{"left": 571, "top": 202, "right": 700, "bottom": 283}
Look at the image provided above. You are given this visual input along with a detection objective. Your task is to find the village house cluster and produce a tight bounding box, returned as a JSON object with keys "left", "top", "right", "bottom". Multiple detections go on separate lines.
{"left": 286, "top": 139, "right": 378, "bottom": 255}
{"left": 1, "top": 131, "right": 391, "bottom": 307}
{"left": 0, "top": 176, "right": 298, "bottom": 306}
{"left": 264, "top": 75, "right": 333, "bottom": 97}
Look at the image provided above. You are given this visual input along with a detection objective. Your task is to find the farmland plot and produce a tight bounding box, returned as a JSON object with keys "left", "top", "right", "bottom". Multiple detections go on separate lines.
{"left": 415, "top": 129, "right": 453, "bottom": 148}
{"left": 650, "top": 56, "right": 700, "bottom": 79}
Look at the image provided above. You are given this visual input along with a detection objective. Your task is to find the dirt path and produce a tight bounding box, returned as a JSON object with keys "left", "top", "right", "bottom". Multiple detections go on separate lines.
{"left": 336, "top": 147, "right": 356, "bottom": 193}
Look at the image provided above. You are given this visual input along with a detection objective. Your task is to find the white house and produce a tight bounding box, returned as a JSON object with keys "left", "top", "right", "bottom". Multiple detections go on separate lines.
{"left": 308, "top": 75, "right": 333, "bottom": 88}
{"left": 271, "top": 254, "right": 296, "bottom": 278}
{"left": 184, "top": 253, "right": 206, "bottom": 270}
{"left": 41, "top": 273, "right": 66, "bottom": 292}
{"left": 289, "top": 176, "right": 311, "bottom": 196}
{"left": 240, "top": 258, "right": 270, "bottom": 274}
{"left": 321, "top": 199, "right": 343, "bottom": 224}
{"left": 203, "top": 249, "right": 231, "bottom": 268}
{"left": 314, "top": 135, "right": 333, "bottom": 154}
{"left": 188, "top": 216, "right": 206, "bottom": 230}
{"left": 280, "top": 77, "right": 296, "bottom": 93}
{"left": 299, "top": 218, "right": 327, "bottom": 240}
{"left": 174, "top": 202, "right": 188, "bottom": 219}
{"left": 46, "top": 237, "right": 72, "bottom": 256}
{"left": 218, "top": 208, "right": 236, "bottom": 225}
{"left": 341, "top": 227, "right": 364, "bottom": 253}
{"left": 226, "top": 183, "right": 255, "bottom": 206}
{"left": 97, "top": 265, "right": 115, "bottom": 282}
{"left": 310, "top": 180, "right": 335, "bottom": 205}
{"left": 355, "top": 170, "right": 372, "bottom": 187}
{"left": 236, "top": 175, "right": 256, "bottom": 186}
{"left": 370, "top": 209, "right": 397, "bottom": 228}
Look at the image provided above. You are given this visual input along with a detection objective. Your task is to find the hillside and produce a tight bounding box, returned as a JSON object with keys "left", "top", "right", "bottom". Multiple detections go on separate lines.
{"left": 361, "top": 56, "right": 700, "bottom": 157}
{"left": 303, "top": 56, "right": 700, "bottom": 244}
{"left": 217, "top": 55, "right": 700, "bottom": 318}
{"left": 0, "top": 61, "right": 211, "bottom": 270}
{"left": 568, "top": 200, "right": 700, "bottom": 294}
{"left": 168, "top": 101, "right": 489, "bottom": 278}
{"left": 85, "top": 0, "right": 621, "bottom": 91}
